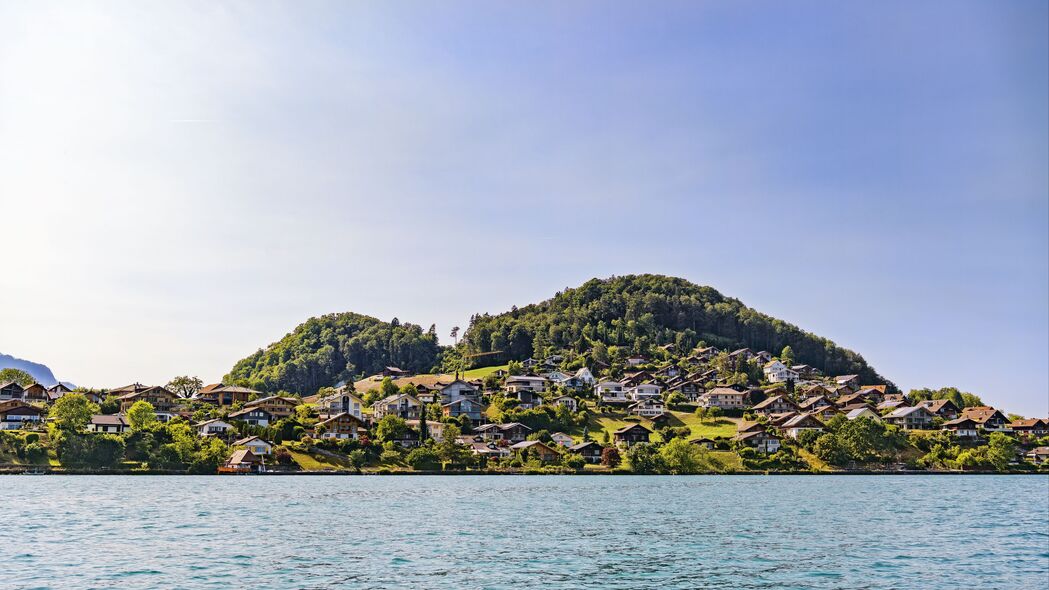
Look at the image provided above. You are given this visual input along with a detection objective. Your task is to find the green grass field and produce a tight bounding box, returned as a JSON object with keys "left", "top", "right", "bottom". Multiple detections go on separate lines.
{"left": 288, "top": 450, "right": 351, "bottom": 471}
{"left": 461, "top": 364, "right": 509, "bottom": 380}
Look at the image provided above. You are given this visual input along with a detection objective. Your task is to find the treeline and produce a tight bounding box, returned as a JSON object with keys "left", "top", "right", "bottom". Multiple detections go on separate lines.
{"left": 463, "top": 275, "right": 892, "bottom": 386}
{"left": 225, "top": 313, "right": 441, "bottom": 395}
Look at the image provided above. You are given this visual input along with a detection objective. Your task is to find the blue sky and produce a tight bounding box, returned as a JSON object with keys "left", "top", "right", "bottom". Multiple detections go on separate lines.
{"left": 1, "top": 1, "right": 1046, "bottom": 415}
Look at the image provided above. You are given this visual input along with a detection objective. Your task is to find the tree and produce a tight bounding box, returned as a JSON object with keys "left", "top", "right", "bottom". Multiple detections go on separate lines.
{"left": 436, "top": 424, "right": 469, "bottom": 467}
{"left": 0, "top": 368, "right": 35, "bottom": 386}
{"left": 985, "top": 432, "right": 1016, "bottom": 471}
{"left": 780, "top": 346, "right": 794, "bottom": 366}
{"left": 126, "top": 401, "right": 158, "bottom": 431}
{"left": 380, "top": 377, "right": 399, "bottom": 399}
{"left": 48, "top": 394, "right": 98, "bottom": 432}
{"left": 55, "top": 433, "right": 125, "bottom": 468}
{"left": 601, "top": 446, "right": 621, "bottom": 467}
{"left": 660, "top": 438, "right": 704, "bottom": 474}
{"left": 376, "top": 415, "right": 408, "bottom": 443}
{"left": 166, "top": 376, "right": 203, "bottom": 399}
{"left": 625, "top": 443, "right": 664, "bottom": 474}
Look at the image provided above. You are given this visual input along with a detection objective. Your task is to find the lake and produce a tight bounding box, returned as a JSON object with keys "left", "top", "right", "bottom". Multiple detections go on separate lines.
{"left": 2, "top": 475, "right": 1046, "bottom": 589}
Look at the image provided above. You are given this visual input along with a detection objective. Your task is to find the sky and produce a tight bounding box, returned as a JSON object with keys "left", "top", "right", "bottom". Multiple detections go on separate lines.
{"left": 0, "top": 1, "right": 1046, "bottom": 416}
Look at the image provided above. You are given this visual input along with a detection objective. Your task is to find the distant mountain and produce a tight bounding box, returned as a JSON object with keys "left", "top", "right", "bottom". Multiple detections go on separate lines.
{"left": 0, "top": 353, "right": 60, "bottom": 386}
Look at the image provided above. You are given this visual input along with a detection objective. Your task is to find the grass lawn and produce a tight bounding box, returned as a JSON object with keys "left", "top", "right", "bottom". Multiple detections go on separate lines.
{"left": 797, "top": 448, "right": 834, "bottom": 472}
{"left": 666, "top": 411, "right": 739, "bottom": 439}
{"left": 573, "top": 408, "right": 738, "bottom": 445}
{"left": 288, "top": 450, "right": 351, "bottom": 471}
{"left": 709, "top": 450, "right": 743, "bottom": 472}
{"left": 462, "top": 364, "right": 509, "bottom": 380}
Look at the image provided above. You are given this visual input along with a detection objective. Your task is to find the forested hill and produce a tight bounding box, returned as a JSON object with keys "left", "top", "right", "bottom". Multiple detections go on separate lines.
{"left": 224, "top": 313, "right": 440, "bottom": 395}
{"left": 463, "top": 275, "right": 893, "bottom": 387}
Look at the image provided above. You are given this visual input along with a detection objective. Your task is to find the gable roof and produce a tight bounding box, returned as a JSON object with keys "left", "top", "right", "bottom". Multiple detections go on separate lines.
{"left": 614, "top": 423, "right": 652, "bottom": 435}
{"left": 782, "top": 413, "right": 825, "bottom": 429}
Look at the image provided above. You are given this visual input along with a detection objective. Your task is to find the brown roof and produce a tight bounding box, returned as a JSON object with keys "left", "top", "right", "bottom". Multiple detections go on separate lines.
{"left": 960, "top": 406, "right": 1007, "bottom": 424}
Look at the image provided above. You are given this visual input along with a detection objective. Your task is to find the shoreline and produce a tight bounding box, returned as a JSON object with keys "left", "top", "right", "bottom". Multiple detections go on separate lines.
{"left": 3, "top": 467, "right": 1044, "bottom": 476}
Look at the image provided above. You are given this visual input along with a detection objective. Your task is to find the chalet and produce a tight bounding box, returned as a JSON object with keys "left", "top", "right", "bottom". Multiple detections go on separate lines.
{"left": 855, "top": 387, "right": 885, "bottom": 404}
{"left": 0, "top": 401, "right": 43, "bottom": 430}
{"left": 733, "top": 429, "right": 781, "bottom": 454}
{"left": 0, "top": 381, "right": 25, "bottom": 401}
{"left": 550, "top": 432, "right": 574, "bottom": 447}
{"left": 629, "top": 398, "right": 666, "bottom": 418}
{"left": 916, "top": 399, "right": 960, "bottom": 421}
{"left": 405, "top": 419, "right": 447, "bottom": 442}
{"left": 1009, "top": 418, "right": 1049, "bottom": 437}
{"left": 799, "top": 395, "right": 833, "bottom": 412}
{"left": 769, "top": 412, "right": 798, "bottom": 427}
{"left": 654, "top": 364, "right": 683, "bottom": 379}
{"left": 698, "top": 387, "right": 747, "bottom": 410}
{"left": 568, "top": 441, "right": 603, "bottom": 463}
{"left": 613, "top": 423, "right": 651, "bottom": 446}
{"left": 439, "top": 380, "right": 481, "bottom": 405}
{"left": 542, "top": 370, "right": 572, "bottom": 382}
{"left": 1025, "top": 447, "right": 1049, "bottom": 465}
{"left": 621, "top": 371, "right": 654, "bottom": 388}
{"left": 627, "top": 383, "right": 663, "bottom": 401}
{"left": 463, "top": 437, "right": 511, "bottom": 459}
{"left": 521, "top": 358, "right": 539, "bottom": 369}
{"left": 573, "top": 367, "right": 596, "bottom": 386}
{"left": 781, "top": 413, "right": 825, "bottom": 439}
{"left": 314, "top": 412, "right": 364, "bottom": 439}
{"left": 109, "top": 382, "right": 151, "bottom": 396}
{"left": 876, "top": 399, "right": 907, "bottom": 413}
{"left": 792, "top": 364, "right": 819, "bottom": 378}
{"left": 505, "top": 375, "right": 548, "bottom": 394}
{"left": 223, "top": 449, "right": 264, "bottom": 473}
{"left": 196, "top": 384, "right": 260, "bottom": 406}
{"left": 22, "top": 383, "right": 48, "bottom": 402}
{"left": 228, "top": 407, "right": 273, "bottom": 427}
{"left": 196, "top": 419, "right": 234, "bottom": 437}
{"left": 373, "top": 393, "right": 422, "bottom": 420}
{"left": 846, "top": 407, "right": 882, "bottom": 422}
{"left": 510, "top": 440, "right": 560, "bottom": 463}
{"left": 245, "top": 396, "right": 299, "bottom": 420}
{"left": 752, "top": 395, "right": 799, "bottom": 416}
{"left": 728, "top": 348, "right": 754, "bottom": 363}
{"left": 763, "top": 361, "right": 800, "bottom": 384}
{"left": 941, "top": 417, "right": 980, "bottom": 439}
{"left": 442, "top": 397, "right": 483, "bottom": 424}
{"left": 507, "top": 389, "right": 543, "bottom": 410}
{"left": 960, "top": 407, "right": 1011, "bottom": 432}
{"left": 835, "top": 375, "right": 861, "bottom": 392}
{"left": 233, "top": 436, "right": 273, "bottom": 455}
{"left": 803, "top": 384, "right": 834, "bottom": 398}
{"left": 667, "top": 380, "right": 702, "bottom": 402}
{"left": 89, "top": 414, "right": 129, "bottom": 434}
{"left": 315, "top": 391, "right": 364, "bottom": 419}
{"left": 552, "top": 395, "right": 578, "bottom": 411}
{"left": 690, "top": 437, "right": 716, "bottom": 450}
{"left": 382, "top": 366, "right": 410, "bottom": 378}
{"left": 834, "top": 392, "right": 872, "bottom": 408}
{"left": 118, "top": 386, "right": 179, "bottom": 418}
{"left": 625, "top": 355, "right": 649, "bottom": 367}
{"left": 883, "top": 406, "right": 934, "bottom": 430}
{"left": 474, "top": 422, "right": 533, "bottom": 443}
{"left": 46, "top": 382, "right": 73, "bottom": 399}
{"left": 596, "top": 381, "right": 629, "bottom": 404}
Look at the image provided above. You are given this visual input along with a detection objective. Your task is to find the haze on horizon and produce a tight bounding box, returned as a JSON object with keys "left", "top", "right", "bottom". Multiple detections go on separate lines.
{"left": 1, "top": 2, "right": 1046, "bottom": 416}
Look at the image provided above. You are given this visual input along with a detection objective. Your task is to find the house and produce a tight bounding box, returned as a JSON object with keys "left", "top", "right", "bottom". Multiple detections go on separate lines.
{"left": 698, "top": 387, "right": 747, "bottom": 410}
{"left": 504, "top": 375, "right": 548, "bottom": 394}
{"left": 507, "top": 389, "right": 543, "bottom": 410}
{"left": 627, "top": 383, "right": 663, "bottom": 401}
{"left": 406, "top": 419, "right": 447, "bottom": 442}
{"left": 690, "top": 437, "right": 716, "bottom": 450}
{"left": 108, "top": 382, "right": 152, "bottom": 396}
{"left": 46, "top": 383, "right": 73, "bottom": 399}
{"left": 0, "top": 401, "right": 43, "bottom": 430}
{"left": 233, "top": 436, "right": 273, "bottom": 455}
{"left": 542, "top": 370, "right": 572, "bottom": 382}
{"left": 763, "top": 361, "right": 800, "bottom": 384}
{"left": 916, "top": 399, "right": 960, "bottom": 421}
{"left": 1025, "top": 447, "right": 1049, "bottom": 465}
{"left": 228, "top": 407, "right": 273, "bottom": 427}
{"left": 613, "top": 423, "right": 652, "bottom": 446}
{"left": 373, "top": 393, "right": 422, "bottom": 420}
{"left": 769, "top": 412, "right": 798, "bottom": 427}
{"left": 550, "top": 432, "right": 574, "bottom": 447}
{"left": 960, "top": 407, "right": 1011, "bottom": 432}
{"left": 799, "top": 395, "right": 834, "bottom": 412}
{"left": 244, "top": 396, "right": 299, "bottom": 420}
{"left": 474, "top": 422, "right": 533, "bottom": 443}
{"left": 22, "top": 383, "right": 48, "bottom": 402}
{"left": 846, "top": 407, "right": 882, "bottom": 422}
{"left": 223, "top": 449, "right": 264, "bottom": 473}
{"left": 117, "top": 386, "right": 179, "bottom": 418}
{"left": 314, "top": 412, "right": 364, "bottom": 439}
{"left": 596, "top": 381, "right": 629, "bottom": 404}
{"left": 442, "top": 397, "right": 483, "bottom": 424}
{"left": 854, "top": 387, "right": 886, "bottom": 404}
{"left": 552, "top": 395, "right": 578, "bottom": 411}
{"left": 834, "top": 392, "right": 872, "bottom": 408}
{"left": 629, "top": 398, "right": 666, "bottom": 418}
{"left": 315, "top": 391, "right": 365, "bottom": 419}
{"left": 754, "top": 351, "right": 773, "bottom": 365}
{"left": 509, "top": 440, "right": 560, "bottom": 463}
{"left": 883, "top": 406, "right": 934, "bottom": 430}
{"left": 625, "top": 355, "right": 649, "bottom": 367}
{"left": 89, "top": 414, "right": 129, "bottom": 434}
{"left": 733, "top": 429, "right": 781, "bottom": 454}
{"left": 196, "top": 384, "right": 260, "bottom": 406}
{"left": 1009, "top": 418, "right": 1049, "bottom": 438}
{"left": 0, "top": 381, "right": 25, "bottom": 401}
{"left": 803, "top": 384, "right": 834, "bottom": 398}
{"left": 439, "top": 380, "right": 481, "bottom": 405}
{"left": 792, "top": 364, "right": 819, "bottom": 379}
{"left": 667, "top": 380, "right": 703, "bottom": 402}
{"left": 382, "top": 366, "right": 410, "bottom": 378}
{"left": 876, "top": 399, "right": 908, "bottom": 413}
{"left": 463, "top": 437, "right": 512, "bottom": 459}
{"left": 573, "top": 367, "right": 596, "bottom": 386}
{"left": 751, "top": 395, "right": 799, "bottom": 416}
{"left": 812, "top": 406, "right": 842, "bottom": 422}
{"left": 196, "top": 419, "right": 234, "bottom": 437}
{"left": 568, "top": 441, "right": 603, "bottom": 463}
{"left": 941, "top": 417, "right": 980, "bottom": 439}
{"left": 781, "top": 413, "right": 825, "bottom": 439}
{"left": 835, "top": 375, "right": 861, "bottom": 392}
{"left": 521, "top": 358, "right": 539, "bottom": 369}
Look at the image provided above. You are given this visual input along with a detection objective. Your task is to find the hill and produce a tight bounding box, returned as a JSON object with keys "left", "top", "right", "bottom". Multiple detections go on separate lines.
{"left": 0, "top": 353, "right": 59, "bottom": 386}
{"left": 462, "top": 275, "right": 893, "bottom": 387}
{"left": 224, "top": 313, "right": 440, "bottom": 395}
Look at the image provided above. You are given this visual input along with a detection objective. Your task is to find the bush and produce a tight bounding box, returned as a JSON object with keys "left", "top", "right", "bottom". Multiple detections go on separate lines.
{"left": 406, "top": 447, "right": 441, "bottom": 471}
{"left": 562, "top": 453, "right": 586, "bottom": 469}
{"left": 57, "top": 433, "right": 125, "bottom": 469}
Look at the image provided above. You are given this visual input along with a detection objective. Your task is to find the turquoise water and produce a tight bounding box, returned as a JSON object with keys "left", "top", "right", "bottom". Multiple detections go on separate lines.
{"left": 2, "top": 475, "right": 1046, "bottom": 589}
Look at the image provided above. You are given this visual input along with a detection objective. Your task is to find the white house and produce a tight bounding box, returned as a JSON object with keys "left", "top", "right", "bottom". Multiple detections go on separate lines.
{"left": 627, "top": 383, "right": 663, "bottom": 401}
{"left": 196, "top": 419, "right": 234, "bottom": 437}
{"left": 439, "top": 380, "right": 481, "bottom": 405}
{"left": 698, "top": 387, "right": 747, "bottom": 410}
{"left": 552, "top": 395, "right": 578, "bottom": 411}
{"left": 550, "top": 432, "right": 574, "bottom": 447}
{"left": 234, "top": 436, "right": 273, "bottom": 456}
{"left": 0, "top": 402, "right": 43, "bottom": 430}
{"left": 781, "top": 413, "right": 825, "bottom": 439}
{"left": 574, "top": 367, "right": 595, "bottom": 386}
{"left": 845, "top": 407, "right": 882, "bottom": 422}
{"left": 89, "top": 414, "right": 129, "bottom": 434}
{"left": 504, "top": 375, "right": 548, "bottom": 393}
{"left": 763, "top": 361, "right": 800, "bottom": 384}
{"left": 596, "top": 381, "right": 628, "bottom": 404}
{"left": 315, "top": 391, "right": 364, "bottom": 419}
{"left": 629, "top": 398, "right": 666, "bottom": 418}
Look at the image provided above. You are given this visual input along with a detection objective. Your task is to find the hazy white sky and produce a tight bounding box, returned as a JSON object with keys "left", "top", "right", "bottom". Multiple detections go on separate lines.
{"left": 1, "top": 2, "right": 1046, "bottom": 415}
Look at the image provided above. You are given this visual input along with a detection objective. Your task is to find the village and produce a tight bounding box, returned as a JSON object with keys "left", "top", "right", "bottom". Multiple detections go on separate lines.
{"left": 1, "top": 346, "right": 1047, "bottom": 474}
